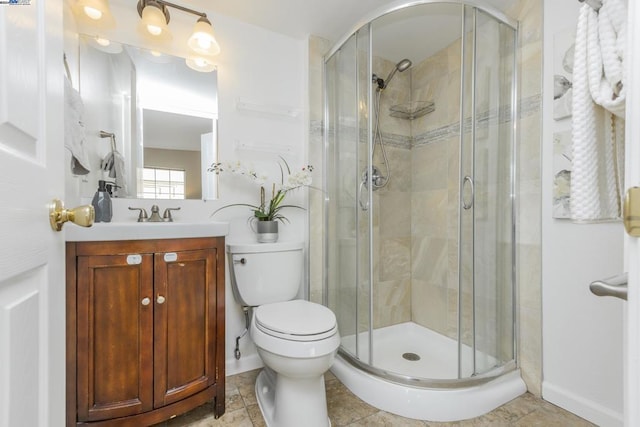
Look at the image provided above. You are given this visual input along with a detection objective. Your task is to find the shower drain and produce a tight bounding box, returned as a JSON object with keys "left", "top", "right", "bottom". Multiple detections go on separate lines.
{"left": 402, "top": 352, "right": 421, "bottom": 361}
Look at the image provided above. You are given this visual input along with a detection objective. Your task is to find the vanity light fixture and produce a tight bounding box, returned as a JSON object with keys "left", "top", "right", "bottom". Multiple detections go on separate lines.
{"left": 137, "top": 0, "right": 220, "bottom": 54}
{"left": 136, "top": 0, "right": 220, "bottom": 71}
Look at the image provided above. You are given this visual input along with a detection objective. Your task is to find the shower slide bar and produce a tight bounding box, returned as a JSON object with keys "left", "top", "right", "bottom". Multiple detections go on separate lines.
{"left": 590, "top": 273, "right": 628, "bottom": 300}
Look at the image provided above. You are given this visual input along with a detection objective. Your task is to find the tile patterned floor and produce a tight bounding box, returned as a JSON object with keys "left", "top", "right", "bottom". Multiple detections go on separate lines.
{"left": 156, "top": 369, "right": 596, "bottom": 426}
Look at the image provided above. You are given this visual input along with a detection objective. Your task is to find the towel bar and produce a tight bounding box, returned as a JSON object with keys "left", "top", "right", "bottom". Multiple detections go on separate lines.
{"left": 579, "top": 0, "right": 602, "bottom": 12}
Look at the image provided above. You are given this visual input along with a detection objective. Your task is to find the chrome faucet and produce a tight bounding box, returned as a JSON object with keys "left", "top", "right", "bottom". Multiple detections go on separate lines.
{"left": 128, "top": 205, "right": 181, "bottom": 222}
{"left": 147, "top": 205, "right": 163, "bottom": 222}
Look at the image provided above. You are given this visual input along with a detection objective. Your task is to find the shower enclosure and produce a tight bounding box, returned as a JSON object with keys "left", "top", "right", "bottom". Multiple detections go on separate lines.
{"left": 323, "top": 1, "right": 523, "bottom": 421}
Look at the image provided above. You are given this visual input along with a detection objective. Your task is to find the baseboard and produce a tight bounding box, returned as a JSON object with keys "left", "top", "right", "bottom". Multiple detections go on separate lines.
{"left": 225, "top": 353, "right": 263, "bottom": 376}
{"left": 542, "top": 381, "right": 623, "bottom": 427}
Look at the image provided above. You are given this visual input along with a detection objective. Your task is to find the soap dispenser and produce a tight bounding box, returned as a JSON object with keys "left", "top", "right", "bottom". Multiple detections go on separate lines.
{"left": 92, "top": 179, "right": 113, "bottom": 222}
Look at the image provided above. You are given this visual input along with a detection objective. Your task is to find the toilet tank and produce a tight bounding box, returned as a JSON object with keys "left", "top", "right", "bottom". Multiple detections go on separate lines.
{"left": 226, "top": 241, "right": 303, "bottom": 306}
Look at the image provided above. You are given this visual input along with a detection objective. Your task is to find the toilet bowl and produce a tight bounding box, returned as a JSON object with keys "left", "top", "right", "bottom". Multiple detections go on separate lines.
{"left": 252, "top": 300, "right": 340, "bottom": 427}
{"left": 227, "top": 242, "right": 340, "bottom": 427}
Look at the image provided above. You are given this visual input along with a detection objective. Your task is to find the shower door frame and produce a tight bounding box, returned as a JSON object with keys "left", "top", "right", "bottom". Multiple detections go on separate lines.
{"left": 458, "top": 4, "right": 520, "bottom": 379}
{"left": 323, "top": 0, "right": 519, "bottom": 389}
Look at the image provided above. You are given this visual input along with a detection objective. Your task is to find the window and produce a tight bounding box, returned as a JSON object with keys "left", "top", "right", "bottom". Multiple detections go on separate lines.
{"left": 142, "top": 167, "right": 185, "bottom": 199}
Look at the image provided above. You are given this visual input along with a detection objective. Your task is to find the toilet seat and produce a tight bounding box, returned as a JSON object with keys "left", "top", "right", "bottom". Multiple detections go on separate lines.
{"left": 255, "top": 300, "right": 337, "bottom": 342}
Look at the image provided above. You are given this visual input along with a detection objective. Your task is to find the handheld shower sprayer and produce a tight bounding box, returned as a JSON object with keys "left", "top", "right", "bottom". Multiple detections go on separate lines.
{"left": 359, "top": 58, "right": 413, "bottom": 210}
{"left": 372, "top": 58, "right": 412, "bottom": 91}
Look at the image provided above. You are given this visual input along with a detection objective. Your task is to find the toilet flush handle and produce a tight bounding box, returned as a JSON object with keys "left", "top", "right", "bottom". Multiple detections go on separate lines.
{"left": 234, "top": 257, "right": 247, "bottom": 265}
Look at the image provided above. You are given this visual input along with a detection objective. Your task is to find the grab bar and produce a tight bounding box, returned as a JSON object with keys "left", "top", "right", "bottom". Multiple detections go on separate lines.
{"left": 589, "top": 273, "right": 627, "bottom": 300}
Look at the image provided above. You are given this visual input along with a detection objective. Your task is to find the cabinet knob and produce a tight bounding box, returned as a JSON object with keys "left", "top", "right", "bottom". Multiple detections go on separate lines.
{"left": 141, "top": 297, "right": 151, "bottom": 306}
{"left": 157, "top": 295, "right": 166, "bottom": 304}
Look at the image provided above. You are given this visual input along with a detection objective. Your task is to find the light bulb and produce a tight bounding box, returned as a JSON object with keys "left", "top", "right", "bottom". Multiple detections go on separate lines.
{"left": 73, "top": 0, "right": 115, "bottom": 30}
{"left": 83, "top": 5, "right": 102, "bottom": 20}
{"left": 196, "top": 37, "right": 211, "bottom": 50}
{"left": 147, "top": 24, "right": 162, "bottom": 36}
{"left": 138, "top": 2, "right": 171, "bottom": 41}
{"left": 188, "top": 17, "right": 220, "bottom": 56}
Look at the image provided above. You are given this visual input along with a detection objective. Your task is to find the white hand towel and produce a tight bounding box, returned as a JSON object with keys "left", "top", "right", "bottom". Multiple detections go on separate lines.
{"left": 64, "top": 77, "right": 91, "bottom": 175}
{"left": 112, "top": 150, "right": 128, "bottom": 197}
{"left": 101, "top": 149, "right": 128, "bottom": 197}
{"left": 570, "top": 0, "right": 626, "bottom": 222}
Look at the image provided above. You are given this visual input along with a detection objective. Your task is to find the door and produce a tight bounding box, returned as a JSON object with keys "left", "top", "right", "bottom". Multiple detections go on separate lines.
{"left": 76, "top": 253, "right": 154, "bottom": 421}
{"left": 153, "top": 248, "right": 217, "bottom": 407}
{"left": 459, "top": 6, "right": 517, "bottom": 377}
{"left": 625, "top": 0, "right": 640, "bottom": 425}
{"left": 0, "top": 1, "right": 65, "bottom": 426}
{"left": 324, "top": 25, "right": 373, "bottom": 365}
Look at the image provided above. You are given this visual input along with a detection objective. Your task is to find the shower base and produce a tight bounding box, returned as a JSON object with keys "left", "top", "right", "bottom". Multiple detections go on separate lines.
{"left": 332, "top": 322, "right": 526, "bottom": 421}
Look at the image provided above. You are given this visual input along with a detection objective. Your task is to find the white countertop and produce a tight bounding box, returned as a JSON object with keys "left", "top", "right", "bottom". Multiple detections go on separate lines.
{"left": 65, "top": 221, "right": 229, "bottom": 242}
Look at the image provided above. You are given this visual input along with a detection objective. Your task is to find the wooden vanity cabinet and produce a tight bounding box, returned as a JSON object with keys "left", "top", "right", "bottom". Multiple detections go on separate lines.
{"left": 66, "top": 237, "right": 225, "bottom": 426}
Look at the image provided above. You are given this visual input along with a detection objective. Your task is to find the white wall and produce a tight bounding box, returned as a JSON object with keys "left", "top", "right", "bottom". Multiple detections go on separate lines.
{"left": 542, "top": 1, "right": 624, "bottom": 425}
{"left": 193, "top": 13, "right": 307, "bottom": 374}
{"left": 64, "top": 3, "right": 308, "bottom": 375}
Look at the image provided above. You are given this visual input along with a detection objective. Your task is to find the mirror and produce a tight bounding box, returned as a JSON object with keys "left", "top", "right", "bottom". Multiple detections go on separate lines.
{"left": 77, "top": 34, "right": 218, "bottom": 200}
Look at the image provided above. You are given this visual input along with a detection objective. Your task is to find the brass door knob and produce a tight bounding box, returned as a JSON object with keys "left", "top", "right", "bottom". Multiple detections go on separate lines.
{"left": 49, "top": 199, "right": 95, "bottom": 231}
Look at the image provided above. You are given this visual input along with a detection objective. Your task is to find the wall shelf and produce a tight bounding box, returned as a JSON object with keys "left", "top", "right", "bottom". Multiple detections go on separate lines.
{"left": 235, "top": 97, "right": 301, "bottom": 119}
{"left": 233, "top": 140, "right": 295, "bottom": 156}
{"left": 389, "top": 101, "right": 435, "bottom": 120}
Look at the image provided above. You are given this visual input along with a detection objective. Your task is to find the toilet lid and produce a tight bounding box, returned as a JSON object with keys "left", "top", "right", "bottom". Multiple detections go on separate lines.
{"left": 255, "top": 300, "right": 337, "bottom": 341}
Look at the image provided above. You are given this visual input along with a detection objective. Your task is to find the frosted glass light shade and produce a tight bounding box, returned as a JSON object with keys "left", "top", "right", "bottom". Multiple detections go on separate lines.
{"left": 185, "top": 56, "right": 216, "bottom": 73}
{"left": 187, "top": 18, "right": 220, "bottom": 56}
{"left": 72, "top": 0, "right": 115, "bottom": 29}
{"left": 138, "top": 2, "right": 172, "bottom": 41}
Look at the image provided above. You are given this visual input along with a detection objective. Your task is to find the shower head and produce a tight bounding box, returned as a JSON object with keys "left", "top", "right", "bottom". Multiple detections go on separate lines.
{"left": 395, "top": 58, "right": 412, "bottom": 72}
{"left": 374, "top": 58, "right": 412, "bottom": 90}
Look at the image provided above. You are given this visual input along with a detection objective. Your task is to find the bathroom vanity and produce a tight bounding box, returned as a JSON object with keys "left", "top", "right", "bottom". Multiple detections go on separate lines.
{"left": 65, "top": 224, "right": 227, "bottom": 426}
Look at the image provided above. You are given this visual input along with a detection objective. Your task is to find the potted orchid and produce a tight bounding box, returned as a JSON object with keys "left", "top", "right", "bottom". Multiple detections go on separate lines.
{"left": 209, "top": 157, "right": 313, "bottom": 242}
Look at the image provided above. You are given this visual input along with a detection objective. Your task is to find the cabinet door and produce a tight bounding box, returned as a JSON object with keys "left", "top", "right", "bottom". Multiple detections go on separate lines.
{"left": 76, "top": 254, "right": 154, "bottom": 422}
{"left": 153, "top": 248, "right": 217, "bottom": 407}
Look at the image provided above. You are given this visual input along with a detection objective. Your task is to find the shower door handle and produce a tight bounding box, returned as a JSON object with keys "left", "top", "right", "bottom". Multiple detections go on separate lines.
{"left": 462, "top": 175, "right": 474, "bottom": 210}
{"left": 358, "top": 179, "right": 369, "bottom": 211}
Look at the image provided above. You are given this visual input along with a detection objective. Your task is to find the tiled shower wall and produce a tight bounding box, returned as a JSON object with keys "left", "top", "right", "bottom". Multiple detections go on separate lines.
{"left": 409, "top": 38, "right": 463, "bottom": 339}
{"left": 370, "top": 55, "right": 413, "bottom": 329}
{"left": 367, "top": 41, "right": 463, "bottom": 334}
{"left": 308, "top": 0, "right": 542, "bottom": 395}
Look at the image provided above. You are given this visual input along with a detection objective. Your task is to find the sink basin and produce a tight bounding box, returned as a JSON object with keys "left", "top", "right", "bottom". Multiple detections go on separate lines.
{"left": 65, "top": 221, "right": 229, "bottom": 242}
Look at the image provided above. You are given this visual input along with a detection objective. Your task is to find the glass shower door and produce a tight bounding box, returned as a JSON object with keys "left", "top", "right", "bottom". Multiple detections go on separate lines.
{"left": 325, "top": 25, "right": 373, "bottom": 364}
{"left": 459, "top": 6, "right": 516, "bottom": 377}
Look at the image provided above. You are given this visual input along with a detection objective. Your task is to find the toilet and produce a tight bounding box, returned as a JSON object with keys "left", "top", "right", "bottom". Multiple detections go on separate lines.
{"left": 227, "top": 241, "right": 340, "bottom": 427}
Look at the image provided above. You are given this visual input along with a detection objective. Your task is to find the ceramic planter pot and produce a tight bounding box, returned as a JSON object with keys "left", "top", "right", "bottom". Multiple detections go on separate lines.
{"left": 256, "top": 220, "right": 278, "bottom": 243}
